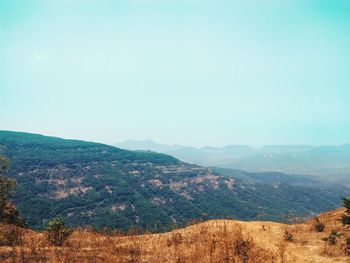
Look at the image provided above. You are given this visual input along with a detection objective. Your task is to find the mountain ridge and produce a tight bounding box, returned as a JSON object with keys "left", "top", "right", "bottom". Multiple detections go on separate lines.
{"left": 115, "top": 139, "right": 350, "bottom": 184}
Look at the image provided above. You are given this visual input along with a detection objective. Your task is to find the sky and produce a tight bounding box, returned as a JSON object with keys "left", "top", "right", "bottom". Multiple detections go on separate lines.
{"left": 1, "top": 0, "right": 350, "bottom": 147}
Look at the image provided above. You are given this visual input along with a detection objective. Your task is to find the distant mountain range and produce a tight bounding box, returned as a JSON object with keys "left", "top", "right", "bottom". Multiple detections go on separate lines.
{"left": 0, "top": 131, "right": 348, "bottom": 231}
{"left": 115, "top": 140, "right": 350, "bottom": 185}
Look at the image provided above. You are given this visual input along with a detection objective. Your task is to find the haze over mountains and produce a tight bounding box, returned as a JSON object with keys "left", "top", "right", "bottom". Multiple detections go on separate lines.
{"left": 115, "top": 140, "right": 350, "bottom": 185}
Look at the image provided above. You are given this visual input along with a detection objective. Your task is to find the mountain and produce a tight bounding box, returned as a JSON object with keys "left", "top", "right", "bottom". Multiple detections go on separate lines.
{"left": 211, "top": 167, "right": 319, "bottom": 185}
{"left": 260, "top": 145, "right": 315, "bottom": 153}
{"left": 115, "top": 141, "right": 260, "bottom": 164}
{"left": 0, "top": 131, "right": 348, "bottom": 231}
{"left": 225, "top": 144, "right": 350, "bottom": 184}
{"left": 1, "top": 208, "right": 349, "bottom": 262}
{"left": 116, "top": 139, "right": 184, "bottom": 153}
{"left": 115, "top": 140, "right": 350, "bottom": 184}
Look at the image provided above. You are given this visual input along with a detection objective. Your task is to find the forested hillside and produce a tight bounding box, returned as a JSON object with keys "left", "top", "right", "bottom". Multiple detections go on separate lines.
{"left": 0, "top": 131, "right": 347, "bottom": 231}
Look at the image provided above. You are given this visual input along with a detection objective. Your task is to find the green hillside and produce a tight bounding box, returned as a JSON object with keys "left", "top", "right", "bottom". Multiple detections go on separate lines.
{"left": 0, "top": 131, "right": 347, "bottom": 231}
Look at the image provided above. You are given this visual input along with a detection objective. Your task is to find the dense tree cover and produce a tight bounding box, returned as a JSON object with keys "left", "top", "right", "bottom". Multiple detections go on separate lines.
{"left": 0, "top": 131, "right": 348, "bottom": 232}
{"left": 0, "top": 131, "right": 179, "bottom": 168}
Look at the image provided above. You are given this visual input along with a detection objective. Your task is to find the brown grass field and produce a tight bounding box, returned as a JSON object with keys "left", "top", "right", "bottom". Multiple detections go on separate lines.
{"left": 1, "top": 208, "right": 349, "bottom": 263}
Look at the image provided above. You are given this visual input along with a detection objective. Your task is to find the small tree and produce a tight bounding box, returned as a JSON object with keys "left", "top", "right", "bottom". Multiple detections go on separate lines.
{"left": 341, "top": 197, "right": 350, "bottom": 226}
{"left": 46, "top": 218, "right": 72, "bottom": 246}
{"left": 342, "top": 197, "right": 350, "bottom": 256}
{"left": 0, "top": 157, "right": 10, "bottom": 175}
{"left": 0, "top": 157, "right": 16, "bottom": 221}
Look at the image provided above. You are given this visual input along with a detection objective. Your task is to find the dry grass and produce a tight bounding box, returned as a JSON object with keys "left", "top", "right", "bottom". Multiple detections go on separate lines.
{"left": 0, "top": 209, "right": 349, "bottom": 262}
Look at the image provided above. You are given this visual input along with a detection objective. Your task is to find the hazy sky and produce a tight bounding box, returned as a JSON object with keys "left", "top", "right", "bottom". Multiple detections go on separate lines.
{"left": 1, "top": 0, "right": 349, "bottom": 147}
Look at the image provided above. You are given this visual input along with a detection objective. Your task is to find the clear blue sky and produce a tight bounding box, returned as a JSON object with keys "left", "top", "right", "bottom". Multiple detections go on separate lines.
{"left": 1, "top": 0, "right": 349, "bottom": 146}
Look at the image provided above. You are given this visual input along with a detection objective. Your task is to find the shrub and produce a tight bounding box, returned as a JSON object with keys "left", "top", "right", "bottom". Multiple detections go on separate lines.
{"left": 0, "top": 225, "right": 23, "bottom": 246}
{"left": 322, "top": 230, "right": 341, "bottom": 245}
{"left": 313, "top": 217, "right": 325, "bottom": 232}
{"left": 343, "top": 237, "right": 350, "bottom": 255}
{"left": 283, "top": 230, "right": 293, "bottom": 241}
{"left": 46, "top": 218, "right": 72, "bottom": 246}
{"left": 233, "top": 237, "right": 254, "bottom": 262}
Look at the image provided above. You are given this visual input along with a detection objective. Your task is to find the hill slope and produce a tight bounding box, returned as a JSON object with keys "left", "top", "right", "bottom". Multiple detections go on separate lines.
{"left": 0, "top": 131, "right": 348, "bottom": 231}
{"left": 0, "top": 209, "right": 349, "bottom": 262}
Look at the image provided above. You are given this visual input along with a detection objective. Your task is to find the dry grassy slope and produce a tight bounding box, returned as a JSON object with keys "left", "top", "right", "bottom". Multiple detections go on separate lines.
{"left": 1, "top": 209, "right": 349, "bottom": 263}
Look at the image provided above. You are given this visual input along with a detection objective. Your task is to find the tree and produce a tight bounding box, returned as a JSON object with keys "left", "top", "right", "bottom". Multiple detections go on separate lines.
{"left": 0, "top": 157, "right": 10, "bottom": 175}
{"left": 341, "top": 197, "right": 350, "bottom": 226}
{"left": 46, "top": 218, "right": 72, "bottom": 246}
{"left": 0, "top": 157, "right": 16, "bottom": 220}
{"left": 341, "top": 197, "right": 350, "bottom": 256}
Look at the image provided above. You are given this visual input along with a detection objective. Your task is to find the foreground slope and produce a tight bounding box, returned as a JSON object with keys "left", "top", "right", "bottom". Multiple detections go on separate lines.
{"left": 0, "top": 209, "right": 349, "bottom": 262}
{"left": 0, "top": 131, "right": 347, "bottom": 230}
